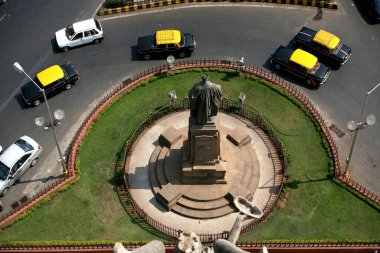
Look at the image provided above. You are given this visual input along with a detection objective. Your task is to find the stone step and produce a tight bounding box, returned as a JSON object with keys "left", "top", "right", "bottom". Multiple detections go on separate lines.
{"left": 171, "top": 203, "right": 236, "bottom": 219}
{"left": 149, "top": 145, "right": 163, "bottom": 195}
{"left": 176, "top": 197, "right": 230, "bottom": 211}
{"left": 156, "top": 146, "right": 170, "bottom": 187}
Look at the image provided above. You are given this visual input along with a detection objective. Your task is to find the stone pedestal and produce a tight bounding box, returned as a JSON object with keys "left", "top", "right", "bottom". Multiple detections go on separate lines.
{"left": 182, "top": 117, "right": 227, "bottom": 184}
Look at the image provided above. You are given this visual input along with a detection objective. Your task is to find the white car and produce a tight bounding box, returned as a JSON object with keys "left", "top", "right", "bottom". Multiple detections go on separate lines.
{"left": 55, "top": 18, "right": 104, "bottom": 52}
{"left": 0, "top": 136, "right": 42, "bottom": 197}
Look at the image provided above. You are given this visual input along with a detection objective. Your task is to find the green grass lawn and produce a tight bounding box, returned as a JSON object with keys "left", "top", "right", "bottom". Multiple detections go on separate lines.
{"left": 0, "top": 70, "right": 379, "bottom": 243}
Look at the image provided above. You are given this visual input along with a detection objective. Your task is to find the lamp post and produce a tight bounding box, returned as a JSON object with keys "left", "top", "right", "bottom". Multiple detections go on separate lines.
{"left": 166, "top": 55, "right": 175, "bottom": 76}
{"left": 236, "top": 57, "right": 245, "bottom": 73}
{"left": 168, "top": 90, "right": 177, "bottom": 105}
{"left": 13, "top": 62, "right": 68, "bottom": 176}
{"left": 343, "top": 83, "right": 380, "bottom": 179}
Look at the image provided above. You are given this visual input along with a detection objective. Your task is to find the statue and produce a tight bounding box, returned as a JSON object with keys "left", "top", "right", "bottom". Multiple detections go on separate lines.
{"left": 114, "top": 240, "right": 165, "bottom": 253}
{"left": 189, "top": 74, "right": 222, "bottom": 125}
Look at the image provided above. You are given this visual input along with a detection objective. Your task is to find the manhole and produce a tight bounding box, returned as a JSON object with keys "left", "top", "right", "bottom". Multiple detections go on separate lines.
{"left": 329, "top": 124, "right": 346, "bottom": 138}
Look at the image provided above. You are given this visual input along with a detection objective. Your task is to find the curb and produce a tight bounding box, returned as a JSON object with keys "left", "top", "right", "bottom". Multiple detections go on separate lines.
{"left": 98, "top": 0, "right": 337, "bottom": 15}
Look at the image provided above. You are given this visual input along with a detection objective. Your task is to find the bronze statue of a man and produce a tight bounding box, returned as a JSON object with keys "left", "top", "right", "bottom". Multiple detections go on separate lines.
{"left": 189, "top": 74, "right": 222, "bottom": 125}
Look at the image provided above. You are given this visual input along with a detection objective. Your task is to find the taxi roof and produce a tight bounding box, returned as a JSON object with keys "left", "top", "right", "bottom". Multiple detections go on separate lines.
{"left": 155, "top": 30, "right": 181, "bottom": 45}
{"left": 290, "top": 49, "right": 318, "bottom": 70}
{"left": 313, "top": 30, "right": 340, "bottom": 50}
{"left": 36, "top": 65, "right": 64, "bottom": 87}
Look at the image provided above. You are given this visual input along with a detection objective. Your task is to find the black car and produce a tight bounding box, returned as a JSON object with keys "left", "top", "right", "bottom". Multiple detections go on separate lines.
{"left": 367, "top": 0, "right": 380, "bottom": 21}
{"left": 20, "top": 63, "right": 79, "bottom": 106}
{"left": 271, "top": 46, "right": 330, "bottom": 88}
{"left": 294, "top": 27, "right": 351, "bottom": 68}
{"left": 137, "top": 30, "right": 196, "bottom": 60}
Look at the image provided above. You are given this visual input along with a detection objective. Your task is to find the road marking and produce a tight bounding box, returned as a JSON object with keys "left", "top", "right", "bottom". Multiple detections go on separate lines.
{"left": 0, "top": 14, "right": 6, "bottom": 23}
{"left": 99, "top": 3, "right": 301, "bottom": 21}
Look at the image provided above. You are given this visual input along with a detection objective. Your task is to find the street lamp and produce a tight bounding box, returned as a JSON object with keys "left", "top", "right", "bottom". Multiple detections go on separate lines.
{"left": 13, "top": 62, "right": 68, "bottom": 176}
{"left": 168, "top": 90, "right": 177, "bottom": 105}
{"left": 167, "top": 55, "right": 175, "bottom": 76}
{"left": 236, "top": 57, "right": 245, "bottom": 73}
{"left": 343, "top": 83, "right": 380, "bottom": 179}
{"left": 239, "top": 92, "right": 246, "bottom": 104}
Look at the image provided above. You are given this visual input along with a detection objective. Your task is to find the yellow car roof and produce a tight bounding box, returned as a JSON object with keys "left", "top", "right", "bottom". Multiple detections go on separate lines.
{"left": 155, "top": 30, "right": 181, "bottom": 45}
{"left": 313, "top": 30, "right": 340, "bottom": 50}
{"left": 290, "top": 49, "right": 318, "bottom": 71}
{"left": 36, "top": 65, "right": 64, "bottom": 87}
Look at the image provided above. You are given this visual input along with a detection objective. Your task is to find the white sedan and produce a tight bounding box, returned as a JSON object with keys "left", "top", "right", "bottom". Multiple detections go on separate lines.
{"left": 0, "top": 136, "right": 43, "bottom": 196}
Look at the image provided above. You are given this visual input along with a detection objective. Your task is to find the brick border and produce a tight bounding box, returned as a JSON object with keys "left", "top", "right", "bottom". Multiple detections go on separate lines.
{"left": 98, "top": 0, "right": 337, "bottom": 16}
{"left": 0, "top": 59, "right": 378, "bottom": 249}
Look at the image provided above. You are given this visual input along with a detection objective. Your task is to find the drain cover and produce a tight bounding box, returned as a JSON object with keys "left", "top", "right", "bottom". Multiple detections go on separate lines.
{"left": 329, "top": 124, "right": 346, "bottom": 138}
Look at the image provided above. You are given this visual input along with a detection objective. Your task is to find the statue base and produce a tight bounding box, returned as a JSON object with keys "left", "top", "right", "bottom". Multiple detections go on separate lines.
{"left": 182, "top": 117, "right": 227, "bottom": 184}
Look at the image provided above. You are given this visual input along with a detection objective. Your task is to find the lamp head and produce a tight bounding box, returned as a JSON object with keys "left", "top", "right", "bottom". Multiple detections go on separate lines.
{"left": 13, "top": 62, "right": 24, "bottom": 74}
{"left": 167, "top": 55, "right": 175, "bottom": 64}
{"left": 54, "top": 109, "right": 65, "bottom": 120}
{"left": 35, "top": 116, "right": 45, "bottom": 127}
{"left": 366, "top": 114, "right": 376, "bottom": 126}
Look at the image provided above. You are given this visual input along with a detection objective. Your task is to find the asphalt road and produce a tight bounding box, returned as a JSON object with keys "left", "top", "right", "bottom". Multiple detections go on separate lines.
{"left": 0, "top": 1, "right": 379, "bottom": 214}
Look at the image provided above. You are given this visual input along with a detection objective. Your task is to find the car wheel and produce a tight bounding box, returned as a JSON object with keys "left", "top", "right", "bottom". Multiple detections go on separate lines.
{"left": 30, "top": 158, "right": 38, "bottom": 167}
{"left": 65, "top": 83, "right": 72, "bottom": 90}
{"left": 33, "top": 99, "right": 41, "bottom": 106}
{"left": 178, "top": 52, "right": 187, "bottom": 58}
{"left": 274, "top": 64, "right": 281, "bottom": 70}
{"left": 1, "top": 187, "right": 9, "bottom": 197}
{"left": 62, "top": 46, "right": 70, "bottom": 52}
{"left": 93, "top": 39, "right": 100, "bottom": 44}
{"left": 143, "top": 54, "right": 151, "bottom": 60}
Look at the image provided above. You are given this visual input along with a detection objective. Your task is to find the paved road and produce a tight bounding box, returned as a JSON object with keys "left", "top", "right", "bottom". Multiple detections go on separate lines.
{"left": 0, "top": 1, "right": 379, "bottom": 215}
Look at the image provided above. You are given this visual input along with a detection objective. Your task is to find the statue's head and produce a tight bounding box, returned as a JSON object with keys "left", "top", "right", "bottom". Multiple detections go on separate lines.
{"left": 201, "top": 74, "right": 209, "bottom": 82}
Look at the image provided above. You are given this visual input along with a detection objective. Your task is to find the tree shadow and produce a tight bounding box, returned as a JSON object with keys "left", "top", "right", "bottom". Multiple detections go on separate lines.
{"left": 285, "top": 174, "right": 332, "bottom": 189}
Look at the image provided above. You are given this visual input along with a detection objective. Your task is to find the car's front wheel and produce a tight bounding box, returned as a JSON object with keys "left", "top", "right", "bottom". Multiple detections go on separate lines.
{"left": 62, "top": 46, "right": 70, "bottom": 52}
{"left": 93, "top": 39, "right": 100, "bottom": 44}
{"left": 1, "top": 187, "right": 9, "bottom": 197}
{"left": 30, "top": 158, "right": 38, "bottom": 167}
{"left": 33, "top": 99, "right": 41, "bottom": 106}
{"left": 178, "top": 52, "right": 187, "bottom": 58}
{"left": 143, "top": 54, "right": 152, "bottom": 60}
{"left": 65, "top": 83, "right": 72, "bottom": 90}
{"left": 274, "top": 64, "right": 281, "bottom": 70}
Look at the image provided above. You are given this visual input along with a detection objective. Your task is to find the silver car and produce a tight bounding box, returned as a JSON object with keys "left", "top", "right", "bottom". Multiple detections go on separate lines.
{"left": 0, "top": 136, "right": 42, "bottom": 196}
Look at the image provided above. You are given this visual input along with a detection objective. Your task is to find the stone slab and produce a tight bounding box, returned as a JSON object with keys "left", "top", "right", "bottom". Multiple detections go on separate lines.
{"left": 227, "top": 128, "right": 251, "bottom": 147}
{"left": 159, "top": 126, "right": 182, "bottom": 148}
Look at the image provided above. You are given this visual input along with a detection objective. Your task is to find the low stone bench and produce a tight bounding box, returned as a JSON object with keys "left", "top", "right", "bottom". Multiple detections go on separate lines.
{"left": 156, "top": 184, "right": 182, "bottom": 211}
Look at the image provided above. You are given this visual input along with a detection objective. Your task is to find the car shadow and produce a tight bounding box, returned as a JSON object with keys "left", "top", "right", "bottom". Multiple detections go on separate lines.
{"left": 130, "top": 45, "right": 139, "bottom": 61}
{"left": 262, "top": 57, "right": 319, "bottom": 90}
{"left": 352, "top": 0, "right": 379, "bottom": 24}
{"left": 50, "top": 38, "right": 61, "bottom": 54}
{"left": 14, "top": 92, "right": 31, "bottom": 110}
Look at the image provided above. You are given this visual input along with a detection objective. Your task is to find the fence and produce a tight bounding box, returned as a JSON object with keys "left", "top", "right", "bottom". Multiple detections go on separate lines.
{"left": 0, "top": 241, "right": 378, "bottom": 252}
{"left": 1, "top": 58, "right": 378, "bottom": 236}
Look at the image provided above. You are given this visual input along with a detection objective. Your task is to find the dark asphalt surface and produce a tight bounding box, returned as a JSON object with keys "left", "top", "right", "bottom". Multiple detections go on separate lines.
{"left": 0, "top": 1, "right": 379, "bottom": 215}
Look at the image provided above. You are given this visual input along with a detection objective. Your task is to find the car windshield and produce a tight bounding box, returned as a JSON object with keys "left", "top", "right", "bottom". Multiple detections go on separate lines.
{"left": 179, "top": 34, "right": 185, "bottom": 47}
{"left": 308, "top": 62, "right": 320, "bottom": 74}
{"left": 65, "top": 25, "right": 75, "bottom": 39}
{"left": 0, "top": 161, "right": 10, "bottom": 181}
{"left": 15, "top": 139, "right": 34, "bottom": 152}
{"left": 332, "top": 41, "right": 342, "bottom": 55}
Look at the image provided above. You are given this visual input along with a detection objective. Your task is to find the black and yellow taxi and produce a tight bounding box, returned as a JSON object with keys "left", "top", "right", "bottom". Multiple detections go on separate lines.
{"left": 137, "top": 29, "right": 196, "bottom": 60}
{"left": 20, "top": 63, "right": 79, "bottom": 106}
{"left": 294, "top": 27, "right": 351, "bottom": 67}
{"left": 271, "top": 46, "right": 330, "bottom": 88}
